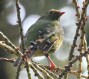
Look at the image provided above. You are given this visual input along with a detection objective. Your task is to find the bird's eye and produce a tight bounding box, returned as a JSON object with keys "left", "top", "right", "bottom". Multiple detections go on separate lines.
{"left": 49, "top": 11, "right": 53, "bottom": 14}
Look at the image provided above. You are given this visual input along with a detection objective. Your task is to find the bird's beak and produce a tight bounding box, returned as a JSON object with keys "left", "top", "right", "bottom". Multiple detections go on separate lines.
{"left": 59, "top": 12, "right": 65, "bottom": 16}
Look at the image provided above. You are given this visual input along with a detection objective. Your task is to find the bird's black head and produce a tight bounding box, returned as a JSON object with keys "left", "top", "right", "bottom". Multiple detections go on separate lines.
{"left": 47, "top": 9, "right": 65, "bottom": 20}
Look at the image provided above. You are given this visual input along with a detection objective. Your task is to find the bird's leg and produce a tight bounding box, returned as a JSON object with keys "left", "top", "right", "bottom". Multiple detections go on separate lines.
{"left": 45, "top": 54, "right": 56, "bottom": 70}
{"left": 43, "top": 38, "right": 58, "bottom": 70}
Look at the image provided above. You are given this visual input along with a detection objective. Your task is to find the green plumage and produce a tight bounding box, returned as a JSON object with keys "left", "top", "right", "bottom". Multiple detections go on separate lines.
{"left": 24, "top": 9, "right": 64, "bottom": 57}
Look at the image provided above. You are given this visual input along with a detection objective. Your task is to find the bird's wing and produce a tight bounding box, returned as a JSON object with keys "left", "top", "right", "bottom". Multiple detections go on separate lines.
{"left": 24, "top": 20, "right": 61, "bottom": 57}
{"left": 24, "top": 20, "right": 55, "bottom": 47}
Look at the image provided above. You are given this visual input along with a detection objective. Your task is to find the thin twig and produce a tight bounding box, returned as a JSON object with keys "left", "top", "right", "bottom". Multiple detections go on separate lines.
{"left": 68, "top": 0, "right": 88, "bottom": 79}
{"left": 0, "top": 58, "right": 15, "bottom": 63}
{"left": 16, "top": 0, "right": 25, "bottom": 53}
{"left": 82, "top": 1, "right": 89, "bottom": 79}
{"left": 0, "top": 31, "right": 23, "bottom": 56}
{"left": 59, "top": 48, "right": 89, "bottom": 79}
{"left": 77, "top": 0, "right": 88, "bottom": 78}
{"left": 66, "top": 0, "right": 81, "bottom": 79}
{"left": 30, "top": 63, "right": 44, "bottom": 79}
{"left": 16, "top": 60, "right": 23, "bottom": 79}
{"left": 68, "top": 0, "right": 81, "bottom": 62}
{"left": 32, "top": 61, "right": 58, "bottom": 79}
{"left": 56, "top": 67, "right": 88, "bottom": 78}
{"left": 33, "top": 62, "right": 54, "bottom": 79}
{"left": 32, "top": 61, "right": 88, "bottom": 78}
{"left": 25, "top": 60, "right": 32, "bottom": 79}
{"left": 38, "top": 65, "right": 59, "bottom": 79}
{"left": 0, "top": 41, "right": 17, "bottom": 55}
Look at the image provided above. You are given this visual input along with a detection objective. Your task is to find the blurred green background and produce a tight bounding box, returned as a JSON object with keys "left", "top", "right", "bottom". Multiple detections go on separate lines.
{"left": 0, "top": 0, "right": 89, "bottom": 79}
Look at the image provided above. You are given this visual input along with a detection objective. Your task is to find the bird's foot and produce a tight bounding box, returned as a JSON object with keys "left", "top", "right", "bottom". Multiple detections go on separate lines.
{"left": 45, "top": 54, "right": 56, "bottom": 70}
{"left": 49, "top": 58, "right": 56, "bottom": 70}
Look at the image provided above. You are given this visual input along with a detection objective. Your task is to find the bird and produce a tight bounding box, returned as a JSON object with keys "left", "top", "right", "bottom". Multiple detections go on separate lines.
{"left": 24, "top": 9, "right": 65, "bottom": 70}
